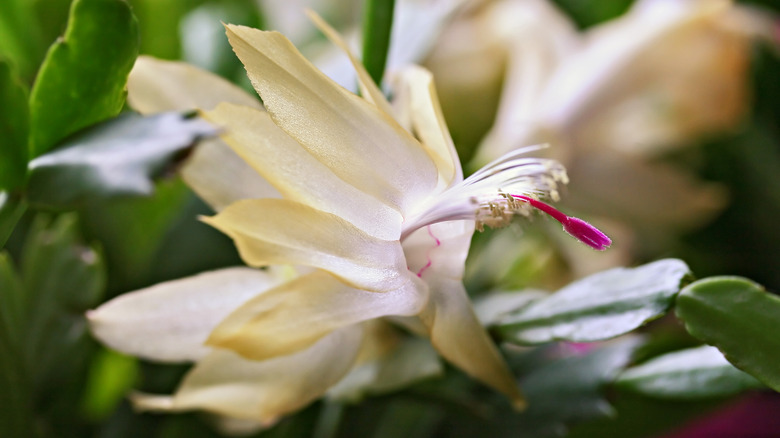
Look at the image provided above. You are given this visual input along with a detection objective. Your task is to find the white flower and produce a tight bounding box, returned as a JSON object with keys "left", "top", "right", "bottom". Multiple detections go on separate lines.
{"left": 88, "top": 13, "right": 609, "bottom": 424}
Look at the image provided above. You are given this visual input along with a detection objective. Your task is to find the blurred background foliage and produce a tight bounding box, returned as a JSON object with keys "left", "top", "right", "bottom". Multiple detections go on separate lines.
{"left": 1, "top": 0, "right": 780, "bottom": 437}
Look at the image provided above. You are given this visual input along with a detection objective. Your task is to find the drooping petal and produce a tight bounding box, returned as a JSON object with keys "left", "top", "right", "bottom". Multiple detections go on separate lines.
{"left": 404, "top": 221, "right": 525, "bottom": 407}
{"left": 203, "top": 198, "right": 409, "bottom": 292}
{"left": 181, "top": 139, "right": 280, "bottom": 212}
{"left": 132, "top": 325, "right": 364, "bottom": 424}
{"left": 127, "top": 56, "right": 261, "bottom": 114}
{"left": 87, "top": 267, "right": 292, "bottom": 362}
{"left": 420, "top": 277, "right": 525, "bottom": 409}
{"left": 204, "top": 103, "right": 402, "bottom": 239}
{"left": 206, "top": 271, "right": 427, "bottom": 361}
{"left": 224, "top": 24, "right": 438, "bottom": 213}
{"left": 393, "top": 66, "right": 462, "bottom": 191}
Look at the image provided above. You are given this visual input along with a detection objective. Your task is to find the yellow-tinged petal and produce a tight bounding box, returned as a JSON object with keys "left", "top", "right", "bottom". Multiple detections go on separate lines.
{"left": 327, "top": 322, "right": 442, "bottom": 402}
{"left": 224, "top": 24, "right": 438, "bottom": 213}
{"left": 394, "top": 66, "right": 462, "bottom": 191}
{"left": 204, "top": 103, "right": 402, "bottom": 239}
{"left": 206, "top": 271, "right": 427, "bottom": 361}
{"left": 181, "top": 139, "right": 280, "bottom": 212}
{"left": 127, "top": 56, "right": 261, "bottom": 114}
{"left": 132, "top": 325, "right": 364, "bottom": 424}
{"left": 87, "top": 267, "right": 291, "bottom": 362}
{"left": 404, "top": 221, "right": 525, "bottom": 407}
{"left": 421, "top": 278, "right": 525, "bottom": 409}
{"left": 203, "top": 198, "right": 409, "bottom": 292}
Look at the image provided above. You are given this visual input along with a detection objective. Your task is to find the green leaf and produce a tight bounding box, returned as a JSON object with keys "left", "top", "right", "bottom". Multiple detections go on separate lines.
{"left": 0, "top": 252, "right": 35, "bottom": 438}
{"left": 28, "top": 0, "right": 139, "bottom": 157}
{"left": 676, "top": 276, "right": 780, "bottom": 392}
{"left": 616, "top": 345, "right": 764, "bottom": 399}
{"left": 0, "top": 0, "right": 47, "bottom": 80}
{"left": 520, "top": 337, "right": 644, "bottom": 424}
{"left": 20, "top": 214, "right": 106, "bottom": 386}
{"left": 0, "top": 60, "right": 29, "bottom": 190}
{"left": 27, "top": 112, "right": 216, "bottom": 208}
{"left": 498, "top": 259, "right": 692, "bottom": 345}
{"left": 362, "top": 0, "right": 395, "bottom": 86}
{"left": 0, "top": 192, "right": 26, "bottom": 249}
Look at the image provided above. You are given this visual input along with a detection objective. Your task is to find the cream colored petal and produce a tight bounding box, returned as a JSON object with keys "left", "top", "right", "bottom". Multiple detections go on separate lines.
{"left": 306, "top": 11, "right": 396, "bottom": 118}
{"left": 402, "top": 220, "right": 473, "bottom": 281}
{"left": 328, "top": 322, "right": 442, "bottom": 402}
{"left": 204, "top": 103, "right": 402, "bottom": 239}
{"left": 394, "top": 66, "right": 462, "bottom": 191}
{"left": 420, "top": 278, "right": 525, "bottom": 409}
{"left": 133, "top": 325, "right": 364, "bottom": 424}
{"left": 181, "top": 139, "right": 280, "bottom": 212}
{"left": 206, "top": 271, "right": 427, "bottom": 361}
{"left": 127, "top": 56, "right": 261, "bottom": 114}
{"left": 224, "top": 24, "right": 438, "bottom": 213}
{"left": 203, "top": 198, "right": 408, "bottom": 291}
{"left": 87, "top": 267, "right": 291, "bottom": 362}
{"left": 404, "top": 221, "right": 524, "bottom": 407}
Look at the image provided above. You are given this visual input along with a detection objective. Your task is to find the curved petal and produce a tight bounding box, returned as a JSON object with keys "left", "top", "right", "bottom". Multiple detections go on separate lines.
{"left": 224, "top": 24, "right": 438, "bottom": 213}
{"left": 203, "top": 198, "right": 408, "bottom": 292}
{"left": 127, "top": 56, "right": 261, "bottom": 114}
{"left": 420, "top": 278, "right": 525, "bottom": 409}
{"left": 132, "top": 325, "right": 364, "bottom": 425}
{"left": 204, "top": 103, "right": 402, "bottom": 239}
{"left": 394, "top": 66, "right": 462, "bottom": 191}
{"left": 404, "top": 221, "right": 525, "bottom": 407}
{"left": 181, "top": 139, "right": 280, "bottom": 212}
{"left": 87, "top": 267, "right": 292, "bottom": 362}
{"left": 206, "top": 270, "right": 427, "bottom": 361}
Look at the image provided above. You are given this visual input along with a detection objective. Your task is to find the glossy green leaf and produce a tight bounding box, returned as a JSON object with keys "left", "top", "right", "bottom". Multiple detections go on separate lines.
{"left": 27, "top": 112, "right": 216, "bottom": 208}
{"left": 451, "top": 337, "right": 645, "bottom": 437}
{"left": 0, "top": 193, "right": 26, "bottom": 249}
{"left": 616, "top": 345, "right": 763, "bottom": 399}
{"left": 520, "top": 337, "right": 644, "bottom": 423}
{"left": 498, "top": 259, "right": 691, "bottom": 345}
{"left": 676, "top": 276, "right": 780, "bottom": 392}
{"left": 28, "top": 0, "right": 139, "bottom": 157}
{"left": 0, "top": 60, "right": 28, "bottom": 190}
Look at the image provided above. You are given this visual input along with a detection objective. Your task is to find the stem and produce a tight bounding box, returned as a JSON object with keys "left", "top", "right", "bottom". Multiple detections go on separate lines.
{"left": 361, "top": 0, "right": 395, "bottom": 87}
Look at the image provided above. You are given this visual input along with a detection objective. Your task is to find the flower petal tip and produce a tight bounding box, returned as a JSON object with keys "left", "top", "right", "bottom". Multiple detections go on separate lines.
{"left": 562, "top": 217, "right": 612, "bottom": 251}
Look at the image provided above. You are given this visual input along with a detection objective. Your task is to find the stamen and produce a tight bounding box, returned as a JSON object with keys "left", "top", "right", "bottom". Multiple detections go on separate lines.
{"left": 511, "top": 195, "right": 612, "bottom": 251}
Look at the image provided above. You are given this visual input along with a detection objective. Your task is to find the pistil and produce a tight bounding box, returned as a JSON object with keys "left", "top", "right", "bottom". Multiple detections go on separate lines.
{"left": 511, "top": 194, "right": 611, "bottom": 250}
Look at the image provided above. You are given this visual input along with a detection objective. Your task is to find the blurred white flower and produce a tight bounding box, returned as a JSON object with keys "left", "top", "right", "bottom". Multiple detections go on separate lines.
{"left": 431, "top": 0, "right": 776, "bottom": 231}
